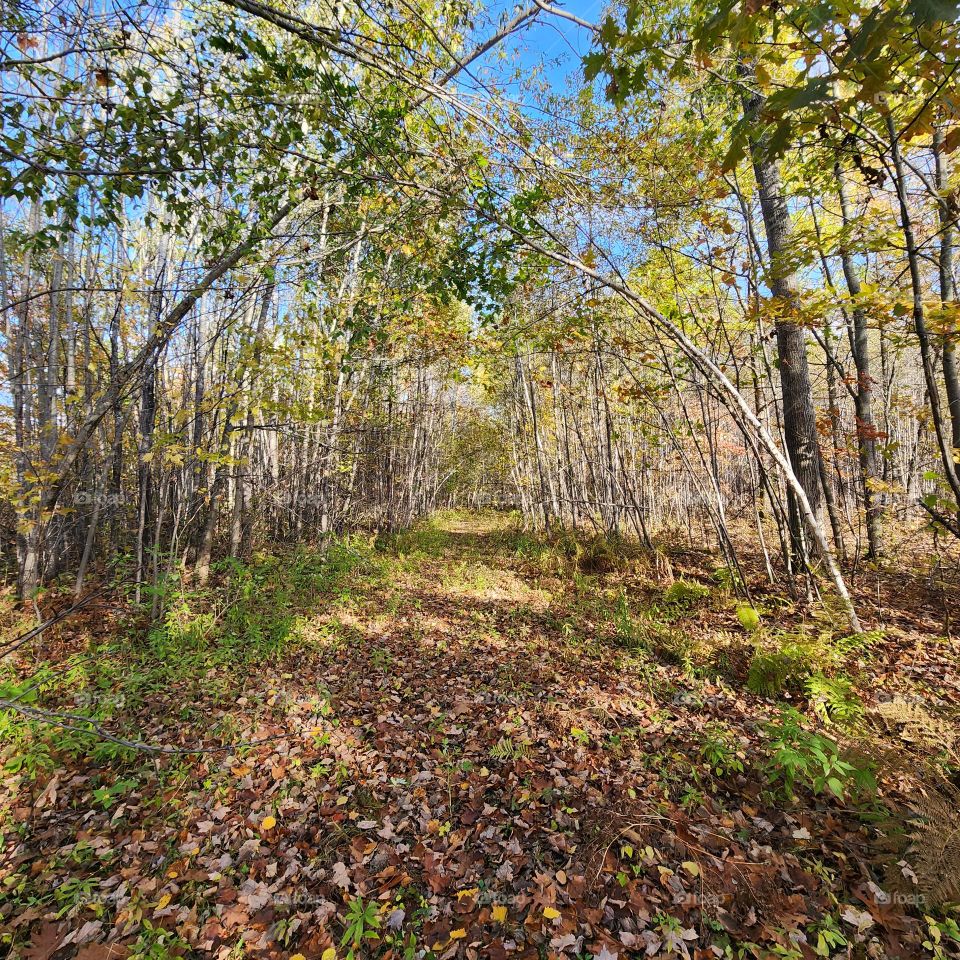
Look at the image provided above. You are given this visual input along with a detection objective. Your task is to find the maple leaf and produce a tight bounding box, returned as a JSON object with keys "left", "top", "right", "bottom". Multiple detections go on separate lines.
{"left": 23, "top": 922, "right": 62, "bottom": 960}
{"left": 331, "top": 862, "right": 351, "bottom": 890}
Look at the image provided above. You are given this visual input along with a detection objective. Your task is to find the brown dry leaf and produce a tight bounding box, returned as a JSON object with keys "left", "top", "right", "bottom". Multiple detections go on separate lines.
{"left": 24, "top": 923, "right": 62, "bottom": 960}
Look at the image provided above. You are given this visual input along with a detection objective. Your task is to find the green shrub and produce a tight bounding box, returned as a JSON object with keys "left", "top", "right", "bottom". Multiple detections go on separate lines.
{"left": 700, "top": 724, "right": 746, "bottom": 778}
{"left": 576, "top": 535, "right": 621, "bottom": 574}
{"left": 711, "top": 564, "right": 743, "bottom": 592}
{"left": 763, "top": 708, "right": 875, "bottom": 800}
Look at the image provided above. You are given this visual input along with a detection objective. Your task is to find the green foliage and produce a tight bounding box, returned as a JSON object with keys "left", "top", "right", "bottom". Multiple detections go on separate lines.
{"left": 700, "top": 725, "right": 745, "bottom": 778}
{"left": 810, "top": 914, "right": 848, "bottom": 958}
{"left": 575, "top": 535, "right": 626, "bottom": 574}
{"left": 922, "top": 915, "right": 960, "bottom": 959}
{"left": 663, "top": 579, "right": 710, "bottom": 609}
{"left": 805, "top": 674, "right": 863, "bottom": 728}
{"left": 747, "top": 643, "right": 817, "bottom": 697}
{"left": 711, "top": 564, "right": 743, "bottom": 593}
{"left": 613, "top": 588, "right": 642, "bottom": 647}
{"left": 0, "top": 721, "right": 54, "bottom": 777}
{"left": 129, "top": 920, "right": 192, "bottom": 960}
{"left": 832, "top": 630, "right": 883, "bottom": 658}
{"left": 506, "top": 525, "right": 642, "bottom": 579}
{"left": 144, "top": 540, "right": 380, "bottom": 671}
{"left": 92, "top": 778, "right": 138, "bottom": 811}
{"left": 736, "top": 604, "right": 761, "bottom": 633}
{"left": 583, "top": 0, "right": 960, "bottom": 172}
{"left": 489, "top": 736, "right": 532, "bottom": 762}
{"left": 746, "top": 630, "right": 874, "bottom": 722}
{"left": 763, "top": 709, "right": 875, "bottom": 800}
{"left": 381, "top": 518, "right": 450, "bottom": 558}
{"left": 0, "top": 537, "right": 382, "bottom": 772}
{"left": 341, "top": 896, "right": 381, "bottom": 959}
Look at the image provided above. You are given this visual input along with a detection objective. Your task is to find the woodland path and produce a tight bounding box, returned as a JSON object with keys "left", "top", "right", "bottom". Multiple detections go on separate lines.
{"left": 2, "top": 512, "right": 951, "bottom": 959}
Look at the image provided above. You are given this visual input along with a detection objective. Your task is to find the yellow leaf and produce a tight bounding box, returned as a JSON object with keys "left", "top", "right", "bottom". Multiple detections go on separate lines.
{"left": 543, "top": 907, "right": 560, "bottom": 920}
{"left": 449, "top": 929, "right": 467, "bottom": 940}
{"left": 321, "top": 950, "right": 336, "bottom": 960}
{"left": 261, "top": 816, "right": 277, "bottom": 830}
{"left": 492, "top": 904, "right": 507, "bottom": 922}
{"left": 456, "top": 887, "right": 479, "bottom": 900}
{"left": 682, "top": 860, "right": 700, "bottom": 877}
{"left": 156, "top": 894, "right": 171, "bottom": 910}
{"left": 293, "top": 955, "right": 308, "bottom": 960}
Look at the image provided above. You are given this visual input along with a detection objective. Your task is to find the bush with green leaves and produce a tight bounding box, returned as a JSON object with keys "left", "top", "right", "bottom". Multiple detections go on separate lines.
{"left": 711, "top": 563, "right": 743, "bottom": 592}
{"left": 763, "top": 708, "right": 875, "bottom": 800}
{"left": 129, "top": 920, "right": 192, "bottom": 960}
{"left": 700, "top": 724, "right": 746, "bottom": 778}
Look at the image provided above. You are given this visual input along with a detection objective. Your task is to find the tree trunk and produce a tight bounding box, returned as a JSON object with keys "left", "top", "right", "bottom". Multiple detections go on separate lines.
{"left": 835, "top": 162, "right": 884, "bottom": 557}
{"left": 742, "top": 82, "right": 825, "bottom": 562}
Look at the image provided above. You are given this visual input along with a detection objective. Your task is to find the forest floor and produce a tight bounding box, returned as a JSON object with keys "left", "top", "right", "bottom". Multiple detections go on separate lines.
{"left": 2, "top": 512, "right": 960, "bottom": 960}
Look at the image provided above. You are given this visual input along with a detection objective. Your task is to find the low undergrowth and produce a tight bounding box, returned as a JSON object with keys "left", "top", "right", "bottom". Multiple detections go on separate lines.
{"left": 1, "top": 512, "right": 959, "bottom": 959}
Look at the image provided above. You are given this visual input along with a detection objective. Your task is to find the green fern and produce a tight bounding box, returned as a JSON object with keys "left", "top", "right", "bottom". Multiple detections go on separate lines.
{"left": 489, "top": 736, "right": 532, "bottom": 761}
{"left": 806, "top": 673, "right": 863, "bottom": 727}
{"left": 833, "top": 630, "right": 883, "bottom": 657}
{"left": 663, "top": 579, "right": 711, "bottom": 608}
{"left": 747, "top": 643, "right": 815, "bottom": 697}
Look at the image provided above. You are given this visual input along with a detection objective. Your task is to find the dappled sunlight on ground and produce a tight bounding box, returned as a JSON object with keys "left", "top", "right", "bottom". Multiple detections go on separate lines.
{"left": 2, "top": 512, "right": 959, "bottom": 958}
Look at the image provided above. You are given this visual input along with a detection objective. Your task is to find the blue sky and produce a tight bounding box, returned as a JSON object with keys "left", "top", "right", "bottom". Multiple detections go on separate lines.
{"left": 462, "top": 1, "right": 604, "bottom": 101}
